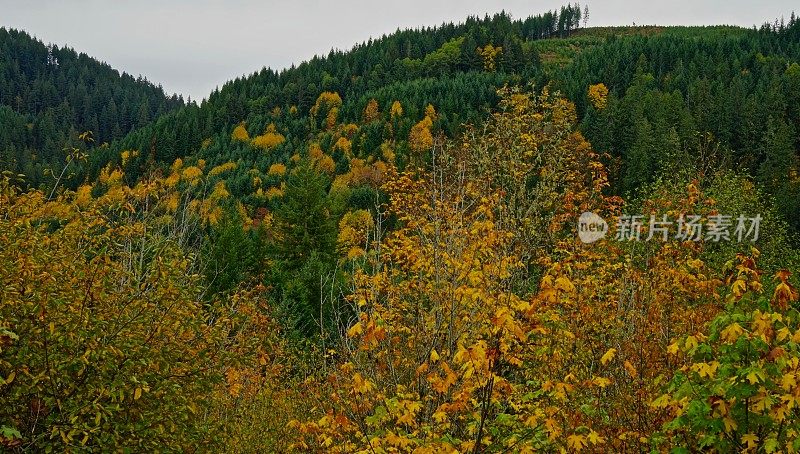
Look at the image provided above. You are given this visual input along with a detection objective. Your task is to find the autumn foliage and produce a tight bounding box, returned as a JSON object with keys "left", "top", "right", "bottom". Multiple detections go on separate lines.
{"left": 0, "top": 168, "right": 275, "bottom": 450}
{"left": 290, "top": 88, "right": 622, "bottom": 452}
{"left": 2, "top": 85, "right": 799, "bottom": 452}
{"left": 282, "top": 88, "right": 800, "bottom": 452}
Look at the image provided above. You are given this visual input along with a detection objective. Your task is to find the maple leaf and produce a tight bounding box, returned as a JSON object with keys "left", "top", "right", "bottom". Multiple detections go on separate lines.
{"left": 587, "top": 430, "right": 605, "bottom": 445}
{"left": 592, "top": 376, "right": 611, "bottom": 388}
{"left": 773, "top": 279, "right": 799, "bottom": 310}
{"left": 667, "top": 341, "right": 680, "bottom": 355}
{"left": 720, "top": 323, "right": 745, "bottom": 343}
{"left": 650, "top": 394, "right": 671, "bottom": 409}
{"left": 691, "top": 361, "right": 719, "bottom": 378}
{"left": 432, "top": 410, "right": 448, "bottom": 423}
{"left": 741, "top": 433, "right": 759, "bottom": 449}
{"left": 684, "top": 335, "right": 699, "bottom": 351}
{"left": 352, "top": 373, "right": 374, "bottom": 394}
{"left": 567, "top": 434, "right": 588, "bottom": 451}
{"left": 746, "top": 369, "right": 765, "bottom": 385}
{"left": 732, "top": 279, "right": 748, "bottom": 297}
{"left": 781, "top": 372, "right": 797, "bottom": 391}
{"left": 346, "top": 321, "right": 363, "bottom": 337}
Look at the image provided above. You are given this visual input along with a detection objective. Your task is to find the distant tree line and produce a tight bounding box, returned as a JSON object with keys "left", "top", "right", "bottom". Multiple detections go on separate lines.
{"left": 0, "top": 28, "right": 184, "bottom": 185}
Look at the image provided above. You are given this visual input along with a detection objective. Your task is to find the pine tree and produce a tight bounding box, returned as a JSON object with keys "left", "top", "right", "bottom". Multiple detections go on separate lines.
{"left": 583, "top": 4, "right": 589, "bottom": 27}
{"left": 758, "top": 117, "right": 797, "bottom": 189}
{"left": 270, "top": 160, "right": 338, "bottom": 334}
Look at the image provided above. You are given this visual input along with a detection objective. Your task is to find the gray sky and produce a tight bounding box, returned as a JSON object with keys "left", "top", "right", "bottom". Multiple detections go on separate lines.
{"left": 0, "top": 1, "right": 795, "bottom": 102}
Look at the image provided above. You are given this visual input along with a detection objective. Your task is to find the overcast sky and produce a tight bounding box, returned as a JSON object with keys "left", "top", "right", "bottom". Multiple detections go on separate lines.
{"left": 0, "top": 0, "right": 796, "bottom": 101}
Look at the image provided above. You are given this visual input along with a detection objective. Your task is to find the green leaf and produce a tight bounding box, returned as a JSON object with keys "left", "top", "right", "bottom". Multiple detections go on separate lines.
{"left": 0, "top": 425, "right": 21, "bottom": 439}
{"left": 764, "top": 437, "right": 779, "bottom": 453}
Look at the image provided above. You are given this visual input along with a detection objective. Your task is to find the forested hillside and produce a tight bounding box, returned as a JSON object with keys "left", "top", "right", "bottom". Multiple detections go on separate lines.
{"left": 80, "top": 12, "right": 800, "bottom": 232}
{"left": 0, "top": 28, "right": 184, "bottom": 186}
{"left": 2, "top": 6, "right": 800, "bottom": 452}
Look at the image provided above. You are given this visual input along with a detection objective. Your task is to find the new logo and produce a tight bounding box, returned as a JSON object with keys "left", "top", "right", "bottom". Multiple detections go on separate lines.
{"left": 578, "top": 211, "right": 608, "bottom": 244}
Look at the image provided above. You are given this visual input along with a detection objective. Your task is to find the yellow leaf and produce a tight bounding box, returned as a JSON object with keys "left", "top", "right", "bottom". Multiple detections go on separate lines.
{"left": 650, "top": 394, "right": 671, "bottom": 409}
{"left": 782, "top": 372, "right": 797, "bottom": 391}
{"left": 732, "top": 279, "right": 747, "bottom": 297}
{"left": 587, "top": 430, "right": 605, "bottom": 445}
{"left": 352, "top": 372, "right": 374, "bottom": 394}
{"left": 753, "top": 393, "right": 774, "bottom": 413}
{"left": 691, "top": 361, "right": 719, "bottom": 378}
{"left": 554, "top": 276, "right": 576, "bottom": 293}
{"left": 592, "top": 376, "right": 611, "bottom": 388}
{"left": 667, "top": 341, "right": 680, "bottom": 355}
{"left": 720, "top": 323, "right": 745, "bottom": 343}
{"left": 567, "top": 434, "right": 588, "bottom": 451}
{"left": 397, "top": 410, "right": 416, "bottom": 427}
{"left": 747, "top": 369, "right": 765, "bottom": 385}
{"left": 600, "top": 348, "right": 616, "bottom": 365}
{"left": 772, "top": 404, "right": 789, "bottom": 422}
{"left": 723, "top": 417, "right": 737, "bottom": 433}
{"left": 347, "top": 321, "right": 363, "bottom": 337}
{"left": 134, "top": 387, "right": 142, "bottom": 400}
{"left": 741, "top": 433, "right": 759, "bottom": 449}
{"left": 623, "top": 360, "right": 638, "bottom": 378}
{"left": 430, "top": 349, "right": 440, "bottom": 363}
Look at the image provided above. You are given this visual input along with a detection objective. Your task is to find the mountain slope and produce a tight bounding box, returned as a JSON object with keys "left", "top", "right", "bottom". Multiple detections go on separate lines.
{"left": 88, "top": 15, "right": 800, "bottom": 230}
{"left": 0, "top": 27, "right": 184, "bottom": 186}
{"left": 90, "top": 9, "right": 596, "bottom": 177}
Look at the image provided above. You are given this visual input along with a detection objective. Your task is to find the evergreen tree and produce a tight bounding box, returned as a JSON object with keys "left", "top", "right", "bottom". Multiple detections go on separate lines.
{"left": 758, "top": 117, "right": 799, "bottom": 228}
{"left": 270, "top": 160, "right": 338, "bottom": 334}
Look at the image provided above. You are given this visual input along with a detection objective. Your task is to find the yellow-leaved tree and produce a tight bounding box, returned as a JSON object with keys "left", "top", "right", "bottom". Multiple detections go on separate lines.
{"left": 251, "top": 123, "right": 286, "bottom": 150}
{"left": 289, "top": 87, "right": 615, "bottom": 452}
{"left": 0, "top": 170, "right": 274, "bottom": 451}
{"left": 231, "top": 123, "right": 250, "bottom": 142}
{"left": 363, "top": 98, "right": 380, "bottom": 123}
{"left": 587, "top": 83, "right": 609, "bottom": 110}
